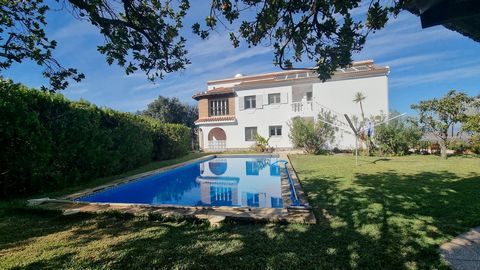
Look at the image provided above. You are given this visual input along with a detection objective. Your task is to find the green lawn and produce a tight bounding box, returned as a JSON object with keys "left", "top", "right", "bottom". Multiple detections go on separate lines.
{"left": 1, "top": 155, "right": 479, "bottom": 269}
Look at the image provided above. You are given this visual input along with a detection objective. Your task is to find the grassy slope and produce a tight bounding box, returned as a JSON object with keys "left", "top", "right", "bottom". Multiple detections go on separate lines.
{"left": 1, "top": 155, "right": 479, "bottom": 269}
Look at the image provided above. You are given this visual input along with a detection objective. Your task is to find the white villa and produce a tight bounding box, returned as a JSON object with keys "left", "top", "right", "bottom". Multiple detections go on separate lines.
{"left": 193, "top": 60, "right": 389, "bottom": 151}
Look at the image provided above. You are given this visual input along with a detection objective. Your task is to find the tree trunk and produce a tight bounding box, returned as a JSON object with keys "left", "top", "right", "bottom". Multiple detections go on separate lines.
{"left": 439, "top": 141, "right": 448, "bottom": 159}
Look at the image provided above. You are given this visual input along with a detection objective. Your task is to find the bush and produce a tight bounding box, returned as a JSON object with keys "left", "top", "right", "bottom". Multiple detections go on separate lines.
{"left": 253, "top": 134, "right": 273, "bottom": 153}
{"left": 469, "top": 135, "right": 480, "bottom": 154}
{"left": 288, "top": 110, "right": 338, "bottom": 154}
{"left": 374, "top": 116, "right": 422, "bottom": 156}
{"left": 448, "top": 140, "right": 469, "bottom": 154}
{"left": 147, "top": 119, "right": 191, "bottom": 160}
{"left": 0, "top": 80, "right": 190, "bottom": 198}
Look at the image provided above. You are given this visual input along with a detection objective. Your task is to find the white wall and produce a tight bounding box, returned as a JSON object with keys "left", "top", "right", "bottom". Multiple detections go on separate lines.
{"left": 198, "top": 75, "right": 389, "bottom": 151}
{"left": 312, "top": 75, "right": 389, "bottom": 149}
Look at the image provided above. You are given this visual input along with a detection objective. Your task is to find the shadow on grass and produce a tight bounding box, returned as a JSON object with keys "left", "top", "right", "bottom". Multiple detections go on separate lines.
{"left": 1, "top": 170, "right": 479, "bottom": 269}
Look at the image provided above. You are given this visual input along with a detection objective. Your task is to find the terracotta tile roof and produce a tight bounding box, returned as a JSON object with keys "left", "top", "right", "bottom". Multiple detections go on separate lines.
{"left": 192, "top": 87, "right": 234, "bottom": 100}
{"left": 194, "top": 115, "right": 236, "bottom": 124}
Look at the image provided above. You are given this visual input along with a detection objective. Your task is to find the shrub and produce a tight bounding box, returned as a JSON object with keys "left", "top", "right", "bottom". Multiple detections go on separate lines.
{"left": 0, "top": 80, "right": 190, "bottom": 198}
{"left": 448, "top": 140, "right": 469, "bottom": 154}
{"left": 253, "top": 134, "right": 272, "bottom": 152}
{"left": 148, "top": 119, "right": 190, "bottom": 160}
{"left": 374, "top": 116, "right": 422, "bottom": 156}
{"left": 469, "top": 135, "right": 480, "bottom": 154}
{"left": 288, "top": 110, "right": 338, "bottom": 154}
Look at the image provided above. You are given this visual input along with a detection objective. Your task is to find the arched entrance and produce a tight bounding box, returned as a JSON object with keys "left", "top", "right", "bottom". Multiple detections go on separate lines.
{"left": 208, "top": 128, "right": 227, "bottom": 151}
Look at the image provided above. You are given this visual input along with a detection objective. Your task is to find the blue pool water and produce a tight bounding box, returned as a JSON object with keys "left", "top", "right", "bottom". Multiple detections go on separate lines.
{"left": 77, "top": 156, "right": 285, "bottom": 208}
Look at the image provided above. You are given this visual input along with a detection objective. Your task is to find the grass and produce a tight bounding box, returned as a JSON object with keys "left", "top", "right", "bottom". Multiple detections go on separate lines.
{"left": 1, "top": 154, "right": 479, "bottom": 269}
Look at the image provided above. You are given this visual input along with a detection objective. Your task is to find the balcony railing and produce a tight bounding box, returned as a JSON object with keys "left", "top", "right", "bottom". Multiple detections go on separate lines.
{"left": 208, "top": 140, "right": 227, "bottom": 151}
{"left": 291, "top": 101, "right": 313, "bottom": 113}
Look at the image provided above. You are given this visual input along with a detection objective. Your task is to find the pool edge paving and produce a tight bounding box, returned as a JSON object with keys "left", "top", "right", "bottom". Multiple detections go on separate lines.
{"left": 29, "top": 153, "right": 316, "bottom": 224}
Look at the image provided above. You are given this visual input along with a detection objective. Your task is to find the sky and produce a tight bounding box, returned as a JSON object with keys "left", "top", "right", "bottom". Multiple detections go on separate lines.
{"left": 3, "top": 1, "right": 480, "bottom": 115}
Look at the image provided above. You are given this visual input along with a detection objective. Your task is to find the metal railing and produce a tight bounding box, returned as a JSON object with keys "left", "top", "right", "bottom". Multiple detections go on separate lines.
{"left": 208, "top": 140, "right": 226, "bottom": 151}
{"left": 271, "top": 160, "right": 300, "bottom": 206}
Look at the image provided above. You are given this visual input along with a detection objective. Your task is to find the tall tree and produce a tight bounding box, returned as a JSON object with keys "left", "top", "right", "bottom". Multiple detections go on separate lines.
{"left": 411, "top": 90, "right": 475, "bottom": 159}
{"left": 142, "top": 96, "right": 198, "bottom": 149}
{"left": 353, "top": 91, "right": 374, "bottom": 155}
{"left": 353, "top": 91, "right": 367, "bottom": 121}
{"left": 142, "top": 96, "right": 197, "bottom": 129}
{"left": 1, "top": 0, "right": 407, "bottom": 91}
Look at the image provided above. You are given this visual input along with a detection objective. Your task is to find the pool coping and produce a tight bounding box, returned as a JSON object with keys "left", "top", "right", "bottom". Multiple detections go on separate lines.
{"left": 30, "top": 153, "right": 316, "bottom": 224}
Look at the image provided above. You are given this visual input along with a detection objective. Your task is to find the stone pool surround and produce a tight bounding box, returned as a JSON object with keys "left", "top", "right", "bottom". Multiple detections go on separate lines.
{"left": 29, "top": 154, "right": 316, "bottom": 224}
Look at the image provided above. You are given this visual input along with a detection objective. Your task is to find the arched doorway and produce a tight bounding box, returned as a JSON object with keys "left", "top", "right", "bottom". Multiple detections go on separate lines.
{"left": 208, "top": 128, "right": 227, "bottom": 151}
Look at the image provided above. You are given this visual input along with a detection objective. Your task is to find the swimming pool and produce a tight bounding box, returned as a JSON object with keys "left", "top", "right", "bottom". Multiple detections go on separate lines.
{"left": 77, "top": 156, "right": 292, "bottom": 209}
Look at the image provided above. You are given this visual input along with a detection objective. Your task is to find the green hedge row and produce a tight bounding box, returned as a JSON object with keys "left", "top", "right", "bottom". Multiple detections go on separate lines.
{"left": 0, "top": 80, "right": 190, "bottom": 198}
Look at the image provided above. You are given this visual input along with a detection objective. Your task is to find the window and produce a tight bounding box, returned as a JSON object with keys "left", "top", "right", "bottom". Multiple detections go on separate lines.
{"left": 245, "top": 127, "right": 257, "bottom": 141}
{"left": 209, "top": 98, "right": 229, "bottom": 116}
{"left": 268, "top": 93, "right": 281, "bottom": 104}
{"left": 246, "top": 193, "right": 260, "bottom": 207}
{"left": 306, "top": 92, "right": 313, "bottom": 101}
{"left": 246, "top": 161, "right": 260, "bottom": 175}
{"left": 244, "top": 95, "right": 256, "bottom": 109}
{"left": 269, "top": 125, "right": 282, "bottom": 136}
{"left": 271, "top": 197, "right": 283, "bottom": 208}
{"left": 270, "top": 165, "right": 281, "bottom": 176}
{"left": 292, "top": 84, "right": 313, "bottom": 102}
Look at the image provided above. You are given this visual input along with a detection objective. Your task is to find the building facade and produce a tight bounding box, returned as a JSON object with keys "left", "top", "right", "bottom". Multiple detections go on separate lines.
{"left": 193, "top": 60, "right": 389, "bottom": 151}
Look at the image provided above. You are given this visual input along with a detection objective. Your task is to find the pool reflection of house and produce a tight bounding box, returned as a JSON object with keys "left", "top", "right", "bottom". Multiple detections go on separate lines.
{"left": 196, "top": 158, "right": 283, "bottom": 208}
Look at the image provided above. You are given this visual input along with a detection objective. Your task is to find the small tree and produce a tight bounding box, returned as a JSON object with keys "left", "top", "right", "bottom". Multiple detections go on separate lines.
{"left": 411, "top": 90, "right": 475, "bottom": 159}
{"left": 289, "top": 110, "right": 338, "bottom": 154}
{"left": 374, "top": 113, "right": 422, "bottom": 155}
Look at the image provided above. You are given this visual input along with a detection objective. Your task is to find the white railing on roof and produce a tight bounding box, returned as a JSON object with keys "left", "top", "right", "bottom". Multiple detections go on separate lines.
{"left": 291, "top": 101, "right": 313, "bottom": 113}
{"left": 208, "top": 140, "right": 226, "bottom": 151}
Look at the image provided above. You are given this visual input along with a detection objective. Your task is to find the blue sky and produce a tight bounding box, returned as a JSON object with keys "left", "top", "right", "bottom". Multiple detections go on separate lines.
{"left": 3, "top": 1, "right": 480, "bottom": 115}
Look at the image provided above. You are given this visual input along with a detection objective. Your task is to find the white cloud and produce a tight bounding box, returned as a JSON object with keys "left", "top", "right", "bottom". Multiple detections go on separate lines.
{"left": 390, "top": 64, "right": 480, "bottom": 88}
{"left": 377, "top": 52, "right": 449, "bottom": 68}
{"left": 355, "top": 13, "right": 457, "bottom": 61}
{"left": 188, "top": 34, "right": 235, "bottom": 58}
{"left": 51, "top": 20, "right": 97, "bottom": 40}
{"left": 190, "top": 45, "right": 272, "bottom": 74}
{"left": 132, "top": 83, "right": 159, "bottom": 91}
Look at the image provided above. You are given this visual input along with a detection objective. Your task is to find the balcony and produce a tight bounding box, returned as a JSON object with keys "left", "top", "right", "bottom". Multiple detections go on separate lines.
{"left": 291, "top": 101, "right": 314, "bottom": 115}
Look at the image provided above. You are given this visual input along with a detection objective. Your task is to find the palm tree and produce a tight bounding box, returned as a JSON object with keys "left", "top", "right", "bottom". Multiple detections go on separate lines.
{"left": 353, "top": 91, "right": 372, "bottom": 155}
{"left": 353, "top": 91, "right": 366, "bottom": 122}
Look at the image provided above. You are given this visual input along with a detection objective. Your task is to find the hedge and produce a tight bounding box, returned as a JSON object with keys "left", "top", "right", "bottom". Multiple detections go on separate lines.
{"left": 0, "top": 80, "right": 191, "bottom": 198}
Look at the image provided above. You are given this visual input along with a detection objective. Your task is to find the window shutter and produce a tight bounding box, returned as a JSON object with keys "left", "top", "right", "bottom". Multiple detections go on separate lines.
{"left": 239, "top": 96, "right": 244, "bottom": 111}
{"left": 263, "top": 94, "right": 269, "bottom": 105}
{"left": 256, "top": 95, "right": 263, "bottom": 109}
{"left": 281, "top": 92, "right": 288, "bottom": 103}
